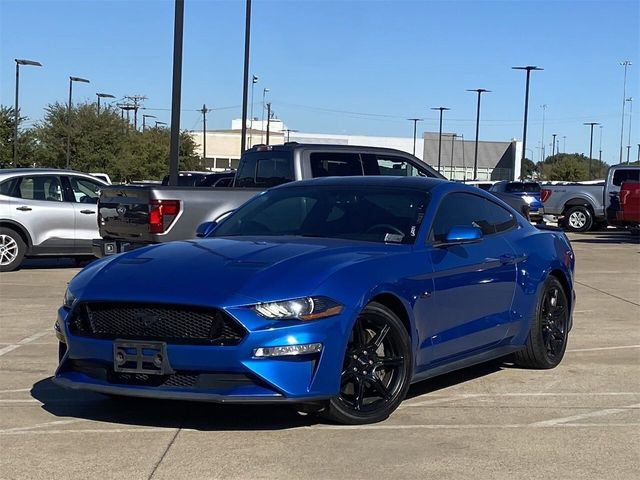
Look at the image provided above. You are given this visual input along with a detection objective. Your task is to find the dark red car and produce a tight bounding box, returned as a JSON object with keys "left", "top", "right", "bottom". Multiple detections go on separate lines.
{"left": 617, "top": 181, "right": 640, "bottom": 232}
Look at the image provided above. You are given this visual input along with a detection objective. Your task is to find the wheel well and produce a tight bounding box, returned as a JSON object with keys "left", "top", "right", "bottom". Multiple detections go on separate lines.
{"left": 562, "top": 199, "right": 594, "bottom": 215}
{"left": 0, "top": 222, "right": 31, "bottom": 248}
{"left": 370, "top": 293, "right": 412, "bottom": 338}
{"left": 549, "top": 269, "right": 572, "bottom": 312}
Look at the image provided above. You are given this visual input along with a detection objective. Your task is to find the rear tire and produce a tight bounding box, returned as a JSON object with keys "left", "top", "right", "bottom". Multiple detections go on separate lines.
{"left": 0, "top": 227, "right": 26, "bottom": 272}
{"left": 562, "top": 206, "right": 593, "bottom": 232}
{"left": 322, "top": 302, "right": 412, "bottom": 425}
{"left": 514, "top": 276, "right": 569, "bottom": 369}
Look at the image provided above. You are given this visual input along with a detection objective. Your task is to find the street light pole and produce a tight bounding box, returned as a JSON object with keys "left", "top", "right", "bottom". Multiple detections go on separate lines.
{"left": 467, "top": 89, "right": 490, "bottom": 180}
{"left": 449, "top": 133, "right": 457, "bottom": 179}
{"left": 584, "top": 122, "right": 600, "bottom": 180}
{"left": 540, "top": 104, "right": 547, "bottom": 161}
{"left": 265, "top": 102, "right": 272, "bottom": 145}
{"left": 199, "top": 104, "right": 210, "bottom": 163}
{"left": 598, "top": 125, "right": 603, "bottom": 162}
{"left": 240, "top": 0, "right": 252, "bottom": 154}
{"left": 142, "top": 114, "right": 156, "bottom": 131}
{"left": 13, "top": 59, "right": 42, "bottom": 167}
{"left": 249, "top": 74, "right": 258, "bottom": 147}
{"left": 552, "top": 133, "right": 557, "bottom": 157}
{"left": 67, "top": 76, "right": 90, "bottom": 168}
{"left": 626, "top": 97, "right": 633, "bottom": 163}
{"left": 512, "top": 66, "right": 544, "bottom": 168}
{"left": 619, "top": 61, "right": 632, "bottom": 163}
{"left": 408, "top": 118, "right": 423, "bottom": 156}
{"left": 96, "top": 93, "right": 115, "bottom": 114}
{"left": 155, "top": 121, "right": 167, "bottom": 128}
{"left": 430, "top": 107, "right": 449, "bottom": 173}
{"left": 168, "top": 0, "right": 185, "bottom": 186}
{"left": 261, "top": 88, "right": 269, "bottom": 144}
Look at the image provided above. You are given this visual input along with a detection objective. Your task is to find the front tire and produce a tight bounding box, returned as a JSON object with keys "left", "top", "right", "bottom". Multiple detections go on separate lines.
{"left": 514, "top": 276, "right": 570, "bottom": 369}
{"left": 323, "top": 302, "right": 412, "bottom": 425}
{"left": 562, "top": 206, "right": 593, "bottom": 232}
{"left": 0, "top": 227, "right": 26, "bottom": 272}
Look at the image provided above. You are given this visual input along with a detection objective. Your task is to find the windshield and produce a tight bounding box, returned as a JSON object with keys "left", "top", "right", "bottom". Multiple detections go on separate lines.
{"left": 212, "top": 185, "right": 430, "bottom": 244}
{"left": 506, "top": 182, "right": 541, "bottom": 193}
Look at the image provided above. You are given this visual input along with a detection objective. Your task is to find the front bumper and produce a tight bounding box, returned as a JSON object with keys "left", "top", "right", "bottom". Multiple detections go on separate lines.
{"left": 54, "top": 304, "right": 350, "bottom": 403}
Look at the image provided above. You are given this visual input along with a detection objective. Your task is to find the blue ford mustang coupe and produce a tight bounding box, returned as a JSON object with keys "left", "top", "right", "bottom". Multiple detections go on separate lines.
{"left": 54, "top": 177, "right": 575, "bottom": 424}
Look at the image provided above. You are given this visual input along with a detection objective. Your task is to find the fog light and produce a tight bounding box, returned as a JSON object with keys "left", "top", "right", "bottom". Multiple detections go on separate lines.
{"left": 253, "top": 343, "right": 323, "bottom": 358}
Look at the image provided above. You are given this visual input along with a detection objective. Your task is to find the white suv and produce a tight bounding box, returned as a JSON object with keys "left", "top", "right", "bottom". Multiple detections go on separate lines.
{"left": 0, "top": 168, "right": 108, "bottom": 272}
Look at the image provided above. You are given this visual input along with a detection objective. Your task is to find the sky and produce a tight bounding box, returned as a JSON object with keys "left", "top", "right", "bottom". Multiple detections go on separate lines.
{"left": 1, "top": 0, "right": 638, "bottom": 164}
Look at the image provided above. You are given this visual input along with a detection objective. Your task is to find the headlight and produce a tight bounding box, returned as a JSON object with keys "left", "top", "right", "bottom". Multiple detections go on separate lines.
{"left": 252, "top": 296, "right": 343, "bottom": 321}
{"left": 63, "top": 287, "right": 76, "bottom": 308}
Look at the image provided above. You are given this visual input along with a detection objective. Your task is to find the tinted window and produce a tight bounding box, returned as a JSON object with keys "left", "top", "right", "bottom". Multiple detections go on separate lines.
{"left": 310, "top": 152, "right": 364, "bottom": 177}
{"left": 214, "top": 186, "right": 430, "bottom": 244}
{"left": 612, "top": 169, "right": 640, "bottom": 186}
{"left": 235, "top": 151, "right": 294, "bottom": 187}
{"left": 505, "top": 182, "right": 541, "bottom": 193}
{"left": 430, "top": 192, "right": 516, "bottom": 241}
{"left": 365, "top": 155, "right": 424, "bottom": 177}
{"left": 0, "top": 178, "right": 18, "bottom": 196}
{"left": 69, "top": 176, "right": 103, "bottom": 203}
{"left": 15, "top": 176, "right": 64, "bottom": 202}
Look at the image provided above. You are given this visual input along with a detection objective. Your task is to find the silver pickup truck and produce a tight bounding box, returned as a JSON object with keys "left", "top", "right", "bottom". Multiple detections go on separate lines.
{"left": 94, "top": 143, "right": 443, "bottom": 256}
{"left": 541, "top": 164, "right": 640, "bottom": 232}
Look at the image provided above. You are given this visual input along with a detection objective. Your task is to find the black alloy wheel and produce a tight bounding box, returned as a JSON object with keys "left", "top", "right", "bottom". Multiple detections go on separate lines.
{"left": 323, "top": 302, "right": 412, "bottom": 424}
{"left": 514, "top": 276, "right": 569, "bottom": 369}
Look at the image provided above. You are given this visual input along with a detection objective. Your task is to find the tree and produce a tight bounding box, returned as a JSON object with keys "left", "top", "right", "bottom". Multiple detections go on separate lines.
{"left": 0, "top": 106, "right": 37, "bottom": 168}
{"left": 537, "top": 153, "right": 608, "bottom": 181}
{"left": 520, "top": 157, "right": 537, "bottom": 179}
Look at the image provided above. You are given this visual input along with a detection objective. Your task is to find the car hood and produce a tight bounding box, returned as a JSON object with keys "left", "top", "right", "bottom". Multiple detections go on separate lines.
{"left": 72, "top": 237, "right": 401, "bottom": 306}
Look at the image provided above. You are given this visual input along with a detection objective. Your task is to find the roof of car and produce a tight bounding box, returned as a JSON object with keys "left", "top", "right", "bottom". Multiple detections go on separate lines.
{"left": 247, "top": 142, "right": 420, "bottom": 155}
{"left": 274, "top": 175, "right": 448, "bottom": 190}
{"left": 0, "top": 168, "right": 108, "bottom": 183}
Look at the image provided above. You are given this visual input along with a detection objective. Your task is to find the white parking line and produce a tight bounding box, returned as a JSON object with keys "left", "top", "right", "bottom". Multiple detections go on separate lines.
{"left": 0, "top": 330, "right": 51, "bottom": 357}
{"left": 567, "top": 345, "right": 640, "bottom": 353}
{"left": 529, "top": 403, "right": 640, "bottom": 427}
{"left": 0, "top": 388, "right": 32, "bottom": 393}
{"left": 1, "top": 419, "right": 85, "bottom": 433}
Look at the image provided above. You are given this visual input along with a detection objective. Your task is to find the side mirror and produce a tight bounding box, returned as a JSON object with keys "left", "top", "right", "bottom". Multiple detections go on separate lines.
{"left": 195, "top": 221, "right": 217, "bottom": 238}
{"left": 436, "top": 225, "right": 483, "bottom": 247}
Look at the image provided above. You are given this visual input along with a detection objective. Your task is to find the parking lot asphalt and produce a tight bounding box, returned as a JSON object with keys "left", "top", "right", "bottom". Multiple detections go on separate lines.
{"left": 0, "top": 230, "right": 638, "bottom": 480}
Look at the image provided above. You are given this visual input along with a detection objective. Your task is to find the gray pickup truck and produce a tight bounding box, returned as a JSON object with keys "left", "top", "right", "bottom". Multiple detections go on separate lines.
{"left": 541, "top": 164, "right": 640, "bottom": 232}
{"left": 94, "top": 143, "right": 443, "bottom": 256}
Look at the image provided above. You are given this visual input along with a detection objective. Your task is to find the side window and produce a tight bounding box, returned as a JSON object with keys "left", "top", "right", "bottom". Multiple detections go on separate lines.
{"left": 0, "top": 178, "right": 19, "bottom": 196}
{"left": 430, "top": 193, "right": 487, "bottom": 241}
{"left": 15, "top": 176, "right": 64, "bottom": 202}
{"left": 483, "top": 199, "right": 517, "bottom": 233}
{"left": 373, "top": 155, "right": 423, "bottom": 177}
{"left": 310, "top": 152, "right": 364, "bottom": 177}
{"left": 612, "top": 169, "right": 640, "bottom": 186}
{"left": 68, "top": 177, "right": 103, "bottom": 203}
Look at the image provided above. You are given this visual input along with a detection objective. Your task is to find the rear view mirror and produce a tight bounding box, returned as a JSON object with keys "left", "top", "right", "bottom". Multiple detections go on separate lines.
{"left": 195, "top": 221, "right": 217, "bottom": 238}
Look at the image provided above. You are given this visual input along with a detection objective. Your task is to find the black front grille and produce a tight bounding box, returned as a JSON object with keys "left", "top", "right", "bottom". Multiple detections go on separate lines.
{"left": 70, "top": 302, "right": 246, "bottom": 345}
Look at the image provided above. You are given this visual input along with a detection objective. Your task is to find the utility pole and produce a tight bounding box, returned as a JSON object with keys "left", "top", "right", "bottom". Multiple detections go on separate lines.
{"left": 598, "top": 125, "right": 603, "bottom": 162}
{"left": 540, "top": 104, "right": 547, "bottom": 161}
{"left": 431, "top": 107, "right": 449, "bottom": 173}
{"left": 240, "top": 0, "right": 252, "bottom": 154}
{"left": 265, "top": 102, "right": 272, "bottom": 145}
{"left": 584, "top": 122, "right": 600, "bottom": 180}
{"left": 467, "top": 89, "right": 490, "bottom": 180}
{"left": 261, "top": 88, "right": 269, "bottom": 143}
{"left": 284, "top": 129, "right": 298, "bottom": 142}
{"left": 619, "top": 61, "right": 632, "bottom": 163}
{"left": 552, "top": 133, "right": 557, "bottom": 157}
{"left": 199, "top": 104, "right": 210, "bottom": 164}
{"left": 249, "top": 74, "right": 258, "bottom": 147}
{"left": 125, "top": 95, "right": 147, "bottom": 130}
{"left": 408, "top": 118, "right": 423, "bottom": 156}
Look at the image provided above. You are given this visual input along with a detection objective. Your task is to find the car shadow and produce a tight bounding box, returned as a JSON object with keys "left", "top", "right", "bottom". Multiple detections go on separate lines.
{"left": 32, "top": 361, "right": 506, "bottom": 431}
{"left": 568, "top": 230, "right": 639, "bottom": 245}
{"left": 18, "top": 257, "right": 97, "bottom": 270}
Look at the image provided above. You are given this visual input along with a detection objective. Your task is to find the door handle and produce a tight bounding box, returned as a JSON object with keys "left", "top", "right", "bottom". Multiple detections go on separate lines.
{"left": 16, "top": 206, "right": 32, "bottom": 211}
{"left": 499, "top": 254, "right": 526, "bottom": 265}
{"left": 80, "top": 210, "right": 96, "bottom": 214}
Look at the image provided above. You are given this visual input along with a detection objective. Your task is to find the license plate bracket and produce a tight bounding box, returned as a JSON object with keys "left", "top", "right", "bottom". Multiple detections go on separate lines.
{"left": 113, "top": 340, "right": 173, "bottom": 375}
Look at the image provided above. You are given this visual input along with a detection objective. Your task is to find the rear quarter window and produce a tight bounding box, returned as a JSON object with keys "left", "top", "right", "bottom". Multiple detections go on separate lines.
{"left": 506, "top": 182, "right": 541, "bottom": 193}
